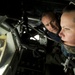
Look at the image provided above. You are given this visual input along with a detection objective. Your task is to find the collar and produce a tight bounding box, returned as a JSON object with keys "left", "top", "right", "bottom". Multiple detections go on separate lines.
{"left": 47, "top": 31, "right": 61, "bottom": 43}
{"left": 61, "top": 44, "right": 75, "bottom": 57}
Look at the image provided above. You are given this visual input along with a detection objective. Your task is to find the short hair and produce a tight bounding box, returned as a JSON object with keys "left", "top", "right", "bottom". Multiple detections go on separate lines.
{"left": 41, "top": 12, "right": 56, "bottom": 20}
{"left": 62, "top": 4, "right": 75, "bottom": 23}
{"left": 62, "top": 4, "right": 75, "bottom": 13}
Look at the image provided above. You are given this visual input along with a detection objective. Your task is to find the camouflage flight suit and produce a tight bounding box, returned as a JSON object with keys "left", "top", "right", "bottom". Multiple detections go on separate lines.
{"left": 45, "top": 41, "right": 75, "bottom": 75}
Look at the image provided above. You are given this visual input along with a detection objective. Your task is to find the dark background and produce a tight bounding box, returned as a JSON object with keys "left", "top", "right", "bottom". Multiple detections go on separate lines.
{"left": 0, "top": 0, "right": 73, "bottom": 19}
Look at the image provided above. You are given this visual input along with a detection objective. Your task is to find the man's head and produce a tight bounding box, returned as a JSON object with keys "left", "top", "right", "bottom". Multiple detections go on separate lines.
{"left": 41, "top": 12, "right": 60, "bottom": 34}
{"left": 59, "top": 4, "right": 75, "bottom": 46}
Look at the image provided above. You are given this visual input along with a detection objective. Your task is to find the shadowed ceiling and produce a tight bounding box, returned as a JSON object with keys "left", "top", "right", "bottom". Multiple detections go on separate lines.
{"left": 0, "top": 0, "right": 74, "bottom": 19}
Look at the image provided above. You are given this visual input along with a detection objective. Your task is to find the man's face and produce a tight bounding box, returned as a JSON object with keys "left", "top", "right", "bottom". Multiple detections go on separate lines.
{"left": 41, "top": 15, "right": 59, "bottom": 34}
{"left": 59, "top": 11, "right": 75, "bottom": 46}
